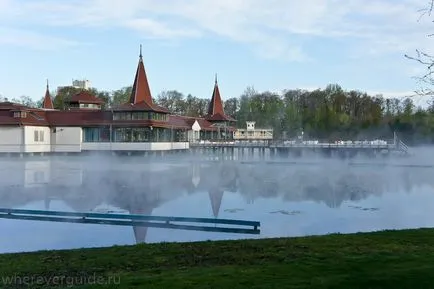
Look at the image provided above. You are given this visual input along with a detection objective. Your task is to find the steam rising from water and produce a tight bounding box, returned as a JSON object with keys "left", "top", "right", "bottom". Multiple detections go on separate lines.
{"left": 1, "top": 147, "right": 434, "bottom": 253}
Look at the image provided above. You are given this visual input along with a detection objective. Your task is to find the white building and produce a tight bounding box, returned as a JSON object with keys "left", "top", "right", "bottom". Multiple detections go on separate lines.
{"left": 233, "top": 121, "right": 273, "bottom": 140}
{"left": 57, "top": 79, "right": 92, "bottom": 93}
{"left": 72, "top": 79, "right": 91, "bottom": 90}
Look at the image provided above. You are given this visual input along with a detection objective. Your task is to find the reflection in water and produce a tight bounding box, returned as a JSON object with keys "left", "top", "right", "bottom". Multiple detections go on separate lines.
{"left": 0, "top": 156, "right": 434, "bottom": 252}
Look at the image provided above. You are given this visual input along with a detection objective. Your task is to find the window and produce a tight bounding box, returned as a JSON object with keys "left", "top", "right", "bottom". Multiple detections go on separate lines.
{"left": 34, "top": 130, "right": 39, "bottom": 142}
{"left": 82, "top": 127, "right": 111, "bottom": 142}
{"left": 13, "top": 111, "right": 27, "bottom": 118}
{"left": 150, "top": 113, "right": 168, "bottom": 121}
{"left": 132, "top": 112, "right": 147, "bottom": 120}
{"left": 39, "top": 131, "right": 44, "bottom": 142}
{"left": 113, "top": 112, "right": 132, "bottom": 120}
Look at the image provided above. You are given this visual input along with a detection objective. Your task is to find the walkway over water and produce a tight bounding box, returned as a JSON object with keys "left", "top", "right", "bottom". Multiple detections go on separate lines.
{"left": 190, "top": 137, "right": 410, "bottom": 158}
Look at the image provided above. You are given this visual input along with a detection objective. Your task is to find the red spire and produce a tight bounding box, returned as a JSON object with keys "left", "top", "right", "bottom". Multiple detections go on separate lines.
{"left": 42, "top": 80, "right": 54, "bottom": 109}
{"left": 207, "top": 74, "right": 225, "bottom": 115}
{"left": 129, "top": 45, "right": 153, "bottom": 105}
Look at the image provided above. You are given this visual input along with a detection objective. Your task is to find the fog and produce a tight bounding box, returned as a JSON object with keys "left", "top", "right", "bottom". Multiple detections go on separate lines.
{"left": 1, "top": 147, "right": 434, "bottom": 253}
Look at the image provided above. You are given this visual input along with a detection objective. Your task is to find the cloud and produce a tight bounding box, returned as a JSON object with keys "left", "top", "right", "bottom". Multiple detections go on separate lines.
{"left": 1, "top": 0, "right": 433, "bottom": 61}
{"left": 0, "top": 27, "right": 82, "bottom": 50}
{"left": 123, "top": 18, "right": 201, "bottom": 39}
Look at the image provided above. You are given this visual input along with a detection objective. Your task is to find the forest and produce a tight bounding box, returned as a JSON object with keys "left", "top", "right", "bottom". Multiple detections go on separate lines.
{"left": 1, "top": 83, "right": 432, "bottom": 145}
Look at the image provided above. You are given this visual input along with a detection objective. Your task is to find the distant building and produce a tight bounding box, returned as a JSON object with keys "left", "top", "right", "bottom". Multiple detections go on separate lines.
{"left": 72, "top": 79, "right": 91, "bottom": 90}
{"left": 233, "top": 121, "right": 273, "bottom": 140}
{"left": 57, "top": 79, "right": 91, "bottom": 93}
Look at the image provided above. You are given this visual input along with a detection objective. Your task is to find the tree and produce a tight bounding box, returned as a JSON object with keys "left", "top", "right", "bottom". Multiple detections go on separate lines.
{"left": 111, "top": 86, "right": 132, "bottom": 106}
{"left": 156, "top": 90, "right": 187, "bottom": 114}
{"left": 405, "top": 0, "right": 434, "bottom": 95}
{"left": 54, "top": 86, "right": 82, "bottom": 110}
{"left": 11, "top": 96, "right": 37, "bottom": 107}
{"left": 224, "top": 97, "right": 239, "bottom": 117}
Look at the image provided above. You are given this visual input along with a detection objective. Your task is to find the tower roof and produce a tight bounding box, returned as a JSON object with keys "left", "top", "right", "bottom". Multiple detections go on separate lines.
{"left": 129, "top": 45, "right": 153, "bottom": 105}
{"left": 42, "top": 80, "right": 54, "bottom": 109}
{"left": 207, "top": 74, "right": 224, "bottom": 116}
{"left": 205, "top": 75, "right": 235, "bottom": 122}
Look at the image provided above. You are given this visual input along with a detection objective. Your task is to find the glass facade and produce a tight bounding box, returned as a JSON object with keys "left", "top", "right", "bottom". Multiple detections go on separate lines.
{"left": 113, "top": 112, "right": 168, "bottom": 121}
{"left": 83, "top": 127, "right": 111, "bottom": 142}
{"left": 82, "top": 127, "right": 187, "bottom": 142}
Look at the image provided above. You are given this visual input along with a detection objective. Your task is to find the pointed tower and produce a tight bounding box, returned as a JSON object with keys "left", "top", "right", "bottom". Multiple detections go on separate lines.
{"left": 129, "top": 45, "right": 153, "bottom": 105}
{"left": 42, "top": 80, "right": 54, "bottom": 109}
{"left": 208, "top": 188, "right": 224, "bottom": 218}
{"left": 207, "top": 74, "right": 225, "bottom": 116}
{"left": 205, "top": 74, "right": 235, "bottom": 122}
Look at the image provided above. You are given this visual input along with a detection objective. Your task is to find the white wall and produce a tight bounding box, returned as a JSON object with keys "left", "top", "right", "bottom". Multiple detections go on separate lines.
{"left": 0, "top": 125, "right": 189, "bottom": 153}
{"left": 0, "top": 126, "right": 23, "bottom": 153}
{"left": 188, "top": 120, "right": 201, "bottom": 142}
{"left": 51, "top": 127, "right": 82, "bottom": 152}
{"left": 192, "top": 120, "right": 201, "bottom": 131}
{"left": 24, "top": 126, "right": 51, "bottom": 153}
{"left": 81, "top": 142, "right": 189, "bottom": 151}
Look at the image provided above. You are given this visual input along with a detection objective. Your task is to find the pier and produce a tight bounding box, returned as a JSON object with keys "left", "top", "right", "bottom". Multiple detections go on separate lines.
{"left": 189, "top": 137, "right": 410, "bottom": 159}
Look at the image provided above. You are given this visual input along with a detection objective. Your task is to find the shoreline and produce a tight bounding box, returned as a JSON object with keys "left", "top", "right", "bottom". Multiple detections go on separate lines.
{"left": 2, "top": 228, "right": 434, "bottom": 288}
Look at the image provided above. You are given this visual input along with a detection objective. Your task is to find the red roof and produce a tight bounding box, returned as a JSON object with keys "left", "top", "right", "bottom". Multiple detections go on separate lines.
{"left": 45, "top": 110, "right": 112, "bottom": 126}
{"left": 0, "top": 102, "right": 27, "bottom": 111}
{"left": 112, "top": 101, "right": 169, "bottom": 113}
{"left": 0, "top": 102, "right": 237, "bottom": 132}
{"left": 205, "top": 77, "right": 236, "bottom": 122}
{"left": 208, "top": 77, "right": 225, "bottom": 116}
{"left": 129, "top": 46, "right": 153, "bottom": 106}
{"left": 0, "top": 105, "right": 49, "bottom": 126}
{"left": 70, "top": 91, "right": 104, "bottom": 104}
{"left": 42, "top": 82, "right": 54, "bottom": 109}
{"left": 205, "top": 112, "right": 236, "bottom": 122}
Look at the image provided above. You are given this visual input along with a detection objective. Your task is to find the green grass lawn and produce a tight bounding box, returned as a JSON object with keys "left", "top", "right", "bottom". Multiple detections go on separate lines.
{"left": 2, "top": 229, "right": 434, "bottom": 288}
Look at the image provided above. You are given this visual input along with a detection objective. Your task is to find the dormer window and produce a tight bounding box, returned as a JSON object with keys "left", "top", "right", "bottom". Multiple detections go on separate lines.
{"left": 13, "top": 111, "right": 27, "bottom": 118}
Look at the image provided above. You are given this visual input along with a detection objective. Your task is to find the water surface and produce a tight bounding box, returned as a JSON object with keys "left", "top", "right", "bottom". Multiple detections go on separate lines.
{"left": 1, "top": 154, "right": 434, "bottom": 253}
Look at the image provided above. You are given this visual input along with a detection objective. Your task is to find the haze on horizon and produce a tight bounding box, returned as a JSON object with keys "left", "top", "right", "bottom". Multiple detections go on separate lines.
{"left": 0, "top": 0, "right": 432, "bottom": 106}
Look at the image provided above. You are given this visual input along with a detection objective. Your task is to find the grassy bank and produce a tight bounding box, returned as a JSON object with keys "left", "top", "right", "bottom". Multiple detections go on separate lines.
{"left": 2, "top": 229, "right": 434, "bottom": 288}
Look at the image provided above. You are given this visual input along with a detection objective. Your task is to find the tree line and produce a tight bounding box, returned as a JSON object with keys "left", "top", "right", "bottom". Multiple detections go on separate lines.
{"left": 2, "top": 84, "right": 433, "bottom": 145}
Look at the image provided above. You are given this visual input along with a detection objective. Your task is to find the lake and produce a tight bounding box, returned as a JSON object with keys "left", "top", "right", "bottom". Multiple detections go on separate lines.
{"left": 1, "top": 151, "right": 434, "bottom": 253}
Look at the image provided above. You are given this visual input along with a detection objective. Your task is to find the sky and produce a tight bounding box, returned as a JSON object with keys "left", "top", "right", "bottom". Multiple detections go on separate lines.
{"left": 1, "top": 0, "right": 434, "bottom": 106}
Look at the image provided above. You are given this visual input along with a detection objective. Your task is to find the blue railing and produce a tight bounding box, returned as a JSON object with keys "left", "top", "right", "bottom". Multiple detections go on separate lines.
{"left": 0, "top": 208, "right": 260, "bottom": 235}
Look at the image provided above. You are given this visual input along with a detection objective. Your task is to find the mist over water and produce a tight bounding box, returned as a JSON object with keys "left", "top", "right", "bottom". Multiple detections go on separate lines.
{"left": 1, "top": 148, "right": 434, "bottom": 253}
